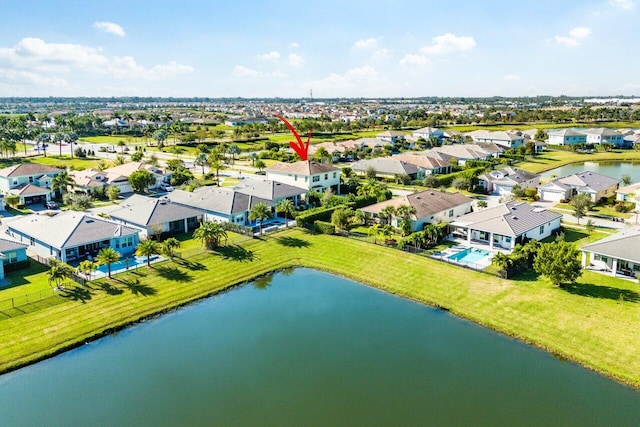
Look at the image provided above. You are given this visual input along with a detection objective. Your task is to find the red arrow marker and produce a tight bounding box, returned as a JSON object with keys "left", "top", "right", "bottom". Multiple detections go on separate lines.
{"left": 276, "top": 115, "right": 311, "bottom": 161}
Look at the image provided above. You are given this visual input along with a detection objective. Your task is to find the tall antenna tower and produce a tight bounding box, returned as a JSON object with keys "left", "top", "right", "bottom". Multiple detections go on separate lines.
{"left": 309, "top": 89, "right": 313, "bottom": 100}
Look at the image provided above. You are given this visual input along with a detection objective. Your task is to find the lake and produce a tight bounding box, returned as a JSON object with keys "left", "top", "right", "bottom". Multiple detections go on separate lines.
{"left": 1, "top": 268, "right": 639, "bottom": 426}
{"left": 540, "top": 161, "right": 640, "bottom": 182}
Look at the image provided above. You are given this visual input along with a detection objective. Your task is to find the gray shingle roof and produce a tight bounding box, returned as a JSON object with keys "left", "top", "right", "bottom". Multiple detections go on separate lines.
{"left": 362, "top": 190, "right": 472, "bottom": 219}
{"left": 233, "top": 179, "right": 307, "bottom": 200}
{"left": 8, "top": 212, "right": 139, "bottom": 249}
{"left": 351, "top": 158, "right": 420, "bottom": 175}
{"left": 479, "top": 167, "right": 540, "bottom": 185}
{"left": 167, "top": 186, "right": 271, "bottom": 215}
{"left": 0, "top": 238, "right": 27, "bottom": 253}
{"left": 0, "top": 163, "right": 62, "bottom": 178}
{"left": 109, "top": 194, "right": 203, "bottom": 227}
{"left": 555, "top": 171, "right": 620, "bottom": 193}
{"left": 581, "top": 229, "right": 640, "bottom": 264}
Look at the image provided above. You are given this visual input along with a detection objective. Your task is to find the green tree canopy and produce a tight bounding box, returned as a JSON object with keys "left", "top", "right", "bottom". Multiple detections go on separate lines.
{"left": 129, "top": 169, "right": 156, "bottom": 193}
{"left": 95, "top": 247, "right": 121, "bottom": 279}
{"left": 193, "top": 221, "right": 228, "bottom": 249}
{"left": 570, "top": 193, "right": 593, "bottom": 224}
{"left": 533, "top": 241, "right": 582, "bottom": 287}
{"left": 136, "top": 239, "right": 160, "bottom": 267}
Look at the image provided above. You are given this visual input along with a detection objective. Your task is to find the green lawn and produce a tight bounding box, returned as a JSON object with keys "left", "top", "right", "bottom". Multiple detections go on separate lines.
{"left": 30, "top": 155, "right": 104, "bottom": 170}
{"left": 2, "top": 229, "right": 640, "bottom": 390}
{"left": 516, "top": 149, "right": 640, "bottom": 174}
{"left": 555, "top": 202, "right": 633, "bottom": 219}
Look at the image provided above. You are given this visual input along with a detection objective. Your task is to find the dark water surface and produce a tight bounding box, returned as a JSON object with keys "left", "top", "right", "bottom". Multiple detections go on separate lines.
{"left": 1, "top": 268, "right": 639, "bottom": 426}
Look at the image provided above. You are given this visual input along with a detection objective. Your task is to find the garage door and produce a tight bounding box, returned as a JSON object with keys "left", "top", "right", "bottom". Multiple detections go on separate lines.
{"left": 539, "top": 190, "right": 564, "bottom": 202}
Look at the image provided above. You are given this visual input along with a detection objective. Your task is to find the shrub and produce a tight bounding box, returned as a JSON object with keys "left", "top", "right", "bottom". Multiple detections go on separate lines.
{"left": 314, "top": 220, "right": 335, "bottom": 234}
{"left": 524, "top": 188, "right": 538, "bottom": 199}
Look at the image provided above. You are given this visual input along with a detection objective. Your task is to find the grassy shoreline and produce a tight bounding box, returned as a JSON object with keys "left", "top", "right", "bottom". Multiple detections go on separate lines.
{"left": 515, "top": 149, "right": 640, "bottom": 174}
{"left": 2, "top": 229, "right": 640, "bottom": 391}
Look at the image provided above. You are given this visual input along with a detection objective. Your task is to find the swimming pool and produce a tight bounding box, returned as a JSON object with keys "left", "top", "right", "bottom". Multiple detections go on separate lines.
{"left": 446, "top": 248, "right": 492, "bottom": 267}
{"left": 95, "top": 255, "right": 159, "bottom": 274}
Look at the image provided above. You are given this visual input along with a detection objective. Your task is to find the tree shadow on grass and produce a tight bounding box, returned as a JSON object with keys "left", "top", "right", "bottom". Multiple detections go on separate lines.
{"left": 115, "top": 277, "right": 158, "bottom": 296}
{"left": 214, "top": 245, "right": 255, "bottom": 262}
{"left": 509, "top": 269, "right": 541, "bottom": 282}
{"left": 153, "top": 265, "right": 192, "bottom": 282}
{"left": 94, "top": 281, "right": 124, "bottom": 295}
{"left": 60, "top": 285, "right": 93, "bottom": 303}
{"left": 274, "top": 236, "right": 311, "bottom": 248}
{"left": 562, "top": 282, "right": 640, "bottom": 302}
{"left": 172, "top": 257, "right": 207, "bottom": 271}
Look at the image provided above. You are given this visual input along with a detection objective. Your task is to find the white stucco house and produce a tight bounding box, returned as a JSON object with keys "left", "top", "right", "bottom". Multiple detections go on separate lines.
{"left": 581, "top": 229, "right": 640, "bottom": 279}
{"left": 0, "top": 163, "right": 62, "bottom": 205}
{"left": 450, "top": 201, "right": 562, "bottom": 251}
{"left": 266, "top": 160, "right": 341, "bottom": 193}
{"left": 477, "top": 167, "right": 540, "bottom": 196}
{"left": 361, "top": 190, "right": 473, "bottom": 232}
{"left": 538, "top": 171, "right": 620, "bottom": 203}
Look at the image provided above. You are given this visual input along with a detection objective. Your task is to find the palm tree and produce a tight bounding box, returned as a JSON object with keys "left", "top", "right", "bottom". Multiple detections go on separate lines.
{"left": 492, "top": 252, "right": 512, "bottom": 274}
{"left": 47, "top": 259, "right": 73, "bottom": 290}
{"left": 395, "top": 204, "right": 417, "bottom": 236}
{"left": 227, "top": 144, "right": 241, "bottom": 165}
{"left": 52, "top": 170, "right": 73, "bottom": 198}
{"left": 249, "top": 202, "right": 272, "bottom": 235}
{"left": 369, "top": 223, "right": 380, "bottom": 244}
{"left": 193, "top": 221, "right": 228, "bottom": 249}
{"left": 194, "top": 152, "right": 209, "bottom": 174}
{"left": 136, "top": 239, "right": 160, "bottom": 267}
{"left": 161, "top": 237, "right": 181, "bottom": 258}
{"left": 379, "top": 205, "right": 396, "bottom": 226}
{"left": 95, "top": 247, "right": 120, "bottom": 279}
{"left": 77, "top": 260, "right": 96, "bottom": 282}
{"left": 113, "top": 155, "right": 126, "bottom": 166}
{"left": 96, "top": 160, "right": 108, "bottom": 172}
{"left": 276, "top": 199, "right": 295, "bottom": 227}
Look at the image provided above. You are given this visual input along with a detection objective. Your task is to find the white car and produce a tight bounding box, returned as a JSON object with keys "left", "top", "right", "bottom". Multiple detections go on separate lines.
{"left": 160, "top": 184, "right": 174, "bottom": 192}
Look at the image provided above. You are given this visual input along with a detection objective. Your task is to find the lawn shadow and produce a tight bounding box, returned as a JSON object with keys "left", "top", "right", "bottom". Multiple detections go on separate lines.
{"left": 116, "top": 277, "right": 158, "bottom": 296}
{"left": 172, "top": 257, "right": 207, "bottom": 271}
{"left": 153, "top": 265, "right": 192, "bottom": 282}
{"left": 275, "top": 236, "right": 311, "bottom": 248}
{"left": 509, "top": 269, "right": 541, "bottom": 282}
{"left": 214, "top": 245, "right": 255, "bottom": 262}
{"left": 94, "top": 281, "right": 124, "bottom": 295}
{"left": 60, "top": 285, "right": 93, "bottom": 303}
{"left": 562, "top": 282, "right": 640, "bottom": 302}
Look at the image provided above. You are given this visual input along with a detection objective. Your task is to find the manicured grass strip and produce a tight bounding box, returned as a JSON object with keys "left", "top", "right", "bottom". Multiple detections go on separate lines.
{"left": 1, "top": 230, "right": 640, "bottom": 391}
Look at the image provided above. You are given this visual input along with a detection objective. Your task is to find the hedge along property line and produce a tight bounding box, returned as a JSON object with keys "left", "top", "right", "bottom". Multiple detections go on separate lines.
{"left": 295, "top": 195, "right": 379, "bottom": 227}
{"left": 436, "top": 167, "right": 486, "bottom": 187}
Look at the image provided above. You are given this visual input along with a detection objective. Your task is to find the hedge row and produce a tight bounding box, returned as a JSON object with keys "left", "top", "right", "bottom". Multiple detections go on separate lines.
{"left": 436, "top": 167, "right": 486, "bottom": 187}
{"left": 296, "top": 206, "right": 343, "bottom": 226}
{"left": 314, "top": 220, "right": 335, "bottom": 234}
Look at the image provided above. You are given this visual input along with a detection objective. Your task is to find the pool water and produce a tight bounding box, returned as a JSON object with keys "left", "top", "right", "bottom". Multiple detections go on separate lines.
{"left": 95, "top": 255, "right": 157, "bottom": 274}
{"left": 447, "top": 247, "right": 492, "bottom": 266}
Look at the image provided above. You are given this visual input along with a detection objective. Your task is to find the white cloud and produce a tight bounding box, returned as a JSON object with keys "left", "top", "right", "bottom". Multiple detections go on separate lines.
{"left": 93, "top": 21, "right": 126, "bottom": 37}
{"left": 285, "top": 53, "right": 304, "bottom": 67}
{"left": 372, "top": 48, "right": 391, "bottom": 60}
{"left": 420, "top": 33, "right": 476, "bottom": 55}
{"left": 554, "top": 27, "right": 591, "bottom": 46}
{"left": 0, "top": 68, "right": 68, "bottom": 88}
{"left": 271, "top": 70, "right": 289, "bottom": 78}
{"left": 504, "top": 74, "right": 521, "bottom": 81}
{"left": 257, "top": 51, "right": 280, "bottom": 61}
{"left": 289, "top": 42, "right": 299, "bottom": 49}
{"left": 609, "top": 0, "right": 635, "bottom": 10}
{"left": 233, "top": 65, "right": 260, "bottom": 77}
{"left": 0, "top": 37, "right": 193, "bottom": 80}
{"left": 399, "top": 54, "right": 428, "bottom": 67}
{"left": 303, "top": 65, "right": 402, "bottom": 97}
{"left": 353, "top": 37, "right": 380, "bottom": 50}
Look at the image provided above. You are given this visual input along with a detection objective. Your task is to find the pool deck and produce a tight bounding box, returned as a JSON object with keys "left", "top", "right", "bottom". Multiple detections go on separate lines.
{"left": 429, "top": 239, "right": 508, "bottom": 271}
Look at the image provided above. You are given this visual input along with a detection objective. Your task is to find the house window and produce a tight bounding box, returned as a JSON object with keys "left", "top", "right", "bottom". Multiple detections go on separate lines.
{"left": 448, "top": 209, "right": 454, "bottom": 218}
{"left": 333, "top": 172, "right": 337, "bottom": 178}
{"left": 312, "top": 176, "right": 320, "bottom": 183}
{"left": 115, "top": 241, "right": 120, "bottom": 249}
{"left": 324, "top": 174, "right": 328, "bottom": 180}
{"left": 4, "top": 251, "right": 17, "bottom": 264}
{"left": 294, "top": 175, "right": 298, "bottom": 181}
{"left": 30, "top": 237, "right": 35, "bottom": 245}
{"left": 29, "top": 176, "right": 34, "bottom": 183}
{"left": 12, "top": 180, "right": 18, "bottom": 186}
{"left": 539, "top": 225, "right": 545, "bottom": 234}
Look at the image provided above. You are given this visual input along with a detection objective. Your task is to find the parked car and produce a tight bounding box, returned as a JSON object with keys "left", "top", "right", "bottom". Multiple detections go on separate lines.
{"left": 161, "top": 184, "right": 175, "bottom": 192}
{"left": 45, "top": 201, "right": 58, "bottom": 209}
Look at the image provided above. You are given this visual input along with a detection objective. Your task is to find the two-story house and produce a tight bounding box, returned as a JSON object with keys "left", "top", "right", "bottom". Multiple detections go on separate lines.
{"left": 0, "top": 163, "right": 62, "bottom": 205}
{"left": 266, "top": 160, "right": 341, "bottom": 193}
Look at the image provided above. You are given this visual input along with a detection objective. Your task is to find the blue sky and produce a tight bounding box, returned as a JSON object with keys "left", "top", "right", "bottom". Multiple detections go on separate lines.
{"left": 0, "top": 0, "right": 638, "bottom": 98}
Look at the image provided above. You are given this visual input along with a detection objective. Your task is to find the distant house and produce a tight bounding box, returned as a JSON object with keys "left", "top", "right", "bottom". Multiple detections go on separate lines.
{"left": 69, "top": 169, "right": 131, "bottom": 195}
{"left": 425, "top": 144, "right": 500, "bottom": 166}
{"left": 376, "top": 130, "right": 406, "bottom": 145}
{"left": 394, "top": 153, "right": 452, "bottom": 175}
{"left": 616, "top": 182, "right": 640, "bottom": 209}
{"left": 467, "top": 130, "right": 525, "bottom": 149}
{"left": 351, "top": 158, "right": 422, "bottom": 180}
{"left": 0, "top": 238, "right": 28, "bottom": 282}
{"left": 547, "top": 128, "right": 588, "bottom": 146}
{"left": 412, "top": 127, "right": 444, "bottom": 141}
{"left": 582, "top": 128, "right": 625, "bottom": 147}
{"left": 450, "top": 201, "right": 562, "bottom": 251}
{"left": 538, "top": 171, "right": 620, "bottom": 203}
{"left": 105, "top": 162, "right": 173, "bottom": 191}
{"left": 581, "top": 229, "right": 640, "bottom": 279}
{"left": 109, "top": 194, "right": 203, "bottom": 237}
{"left": 477, "top": 167, "right": 540, "bottom": 196}
{"left": 361, "top": 190, "right": 473, "bottom": 232}
{"left": 0, "top": 163, "right": 62, "bottom": 205}
{"left": 168, "top": 179, "right": 307, "bottom": 225}
{"left": 7, "top": 212, "right": 140, "bottom": 263}
{"left": 266, "top": 160, "right": 340, "bottom": 193}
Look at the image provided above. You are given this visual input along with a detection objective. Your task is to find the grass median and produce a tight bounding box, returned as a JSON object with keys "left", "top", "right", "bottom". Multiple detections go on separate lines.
{"left": 1, "top": 229, "right": 640, "bottom": 390}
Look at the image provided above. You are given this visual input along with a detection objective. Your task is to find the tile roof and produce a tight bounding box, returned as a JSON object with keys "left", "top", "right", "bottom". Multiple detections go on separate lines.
{"left": 451, "top": 201, "right": 562, "bottom": 237}
{"left": 0, "top": 163, "right": 62, "bottom": 178}
{"left": 267, "top": 160, "right": 340, "bottom": 175}
{"left": 362, "top": 190, "right": 472, "bottom": 219}
{"left": 351, "top": 158, "right": 420, "bottom": 175}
